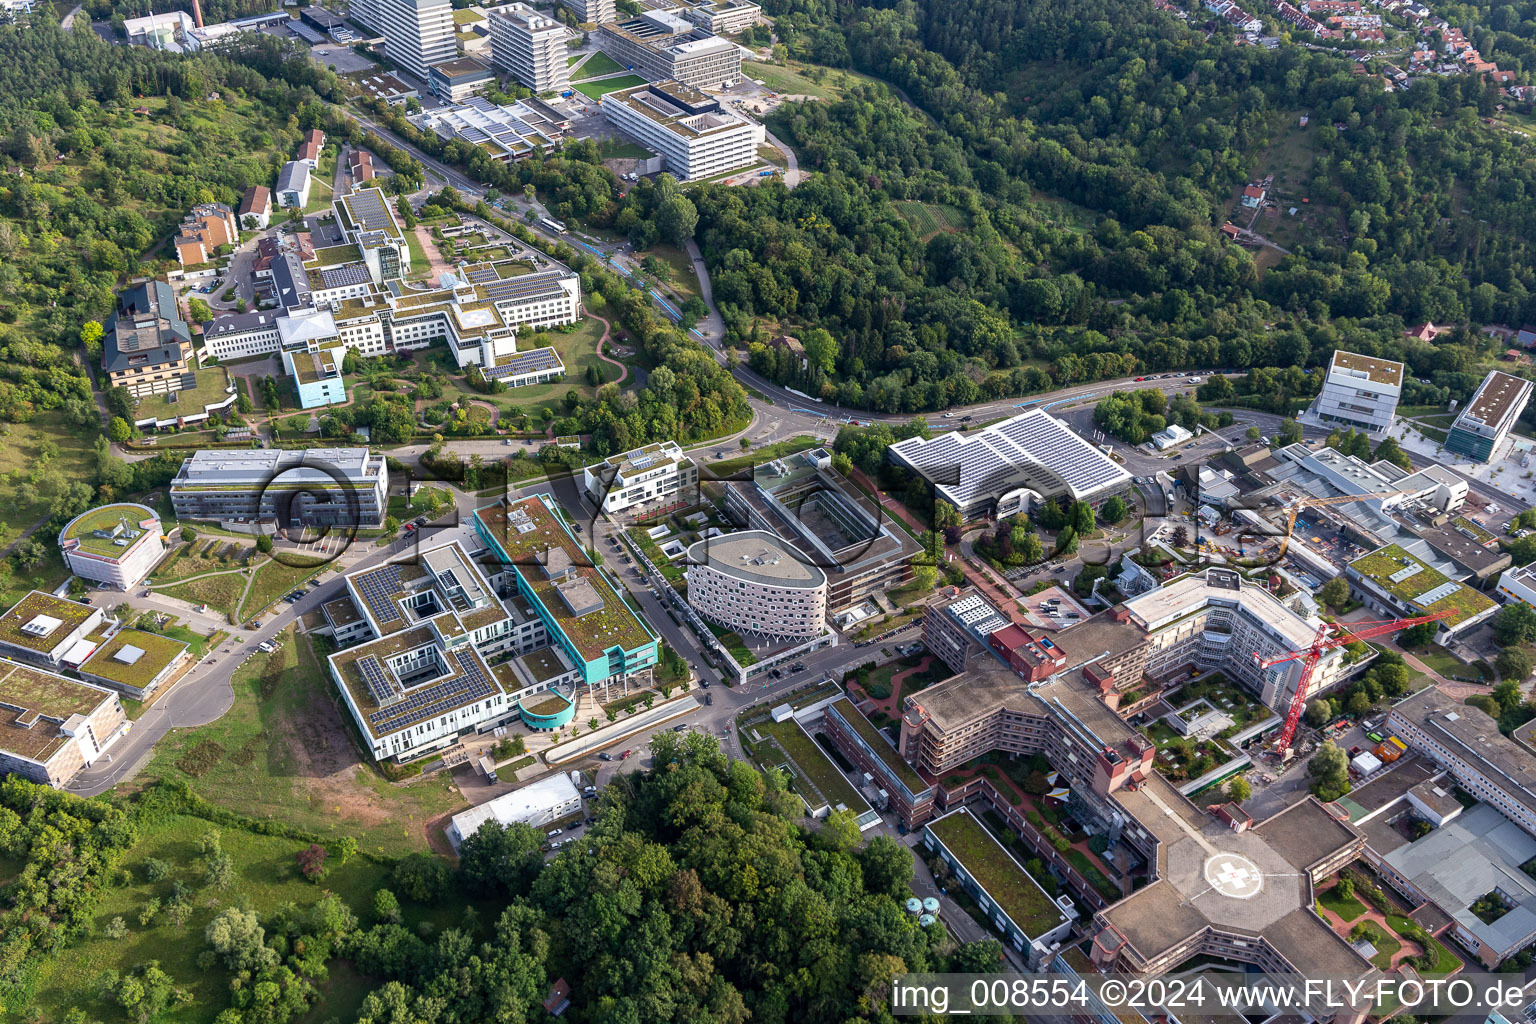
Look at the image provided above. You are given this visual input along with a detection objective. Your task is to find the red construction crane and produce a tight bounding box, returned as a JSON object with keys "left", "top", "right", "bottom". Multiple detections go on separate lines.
{"left": 1255, "top": 608, "right": 1457, "bottom": 757}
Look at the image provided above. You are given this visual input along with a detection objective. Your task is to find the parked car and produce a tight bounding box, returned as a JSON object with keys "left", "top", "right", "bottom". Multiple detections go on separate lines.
{"left": 672, "top": 724, "right": 688, "bottom": 732}
{"left": 547, "top": 829, "right": 563, "bottom": 838}
{"left": 619, "top": 749, "right": 633, "bottom": 759}
{"left": 597, "top": 752, "right": 613, "bottom": 761}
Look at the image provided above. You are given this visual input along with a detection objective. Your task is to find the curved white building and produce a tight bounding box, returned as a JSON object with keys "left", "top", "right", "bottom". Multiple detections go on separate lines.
{"left": 685, "top": 531, "right": 827, "bottom": 641}
{"left": 58, "top": 504, "right": 165, "bottom": 590}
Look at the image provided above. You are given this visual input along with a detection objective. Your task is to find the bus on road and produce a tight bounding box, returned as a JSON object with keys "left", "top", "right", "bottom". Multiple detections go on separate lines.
{"left": 540, "top": 217, "right": 567, "bottom": 234}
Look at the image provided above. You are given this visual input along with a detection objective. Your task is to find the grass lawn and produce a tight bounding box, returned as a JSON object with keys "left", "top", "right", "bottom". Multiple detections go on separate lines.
{"left": 159, "top": 569, "right": 249, "bottom": 620}
{"left": 25, "top": 812, "right": 393, "bottom": 1024}
{"left": 744, "top": 60, "right": 832, "bottom": 98}
{"left": 496, "top": 311, "right": 614, "bottom": 416}
{"left": 1353, "top": 921, "right": 1402, "bottom": 970}
{"left": 1385, "top": 914, "right": 1462, "bottom": 974}
{"left": 572, "top": 50, "right": 626, "bottom": 80}
{"left": 638, "top": 243, "right": 700, "bottom": 303}
{"left": 238, "top": 557, "right": 326, "bottom": 620}
{"left": 0, "top": 411, "right": 99, "bottom": 551}
{"left": 452, "top": 7, "right": 482, "bottom": 23}
{"left": 573, "top": 74, "right": 647, "bottom": 99}
{"left": 132, "top": 627, "right": 465, "bottom": 858}
{"left": 602, "top": 140, "right": 653, "bottom": 159}
{"left": 1409, "top": 645, "right": 1489, "bottom": 682}
{"left": 1318, "top": 883, "right": 1368, "bottom": 922}
{"left": 403, "top": 227, "right": 431, "bottom": 280}
{"left": 135, "top": 366, "right": 233, "bottom": 422}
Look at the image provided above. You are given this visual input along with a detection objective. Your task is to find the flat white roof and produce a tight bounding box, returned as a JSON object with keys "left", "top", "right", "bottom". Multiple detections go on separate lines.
{"left": 889, "top": 409, "right": 1132, "bottom": 508}
{"left": 448, "top": 773, "right": 581, "bottom": 841}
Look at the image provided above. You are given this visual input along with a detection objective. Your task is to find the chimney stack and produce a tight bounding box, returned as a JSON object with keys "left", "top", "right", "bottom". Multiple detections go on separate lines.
{"left": 191, "top": 0, "right": 204, "bottom": 28}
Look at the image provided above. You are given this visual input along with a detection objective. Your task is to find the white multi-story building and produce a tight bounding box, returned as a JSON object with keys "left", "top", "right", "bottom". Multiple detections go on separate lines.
{"left": 201, "top": 186, "right": 573, "bottom": 403}
{"left": 600, "top": 81, "right": 761, "bottom": 181}
{"left": 684, "top": 531, "right": 828, "bottom": 642}
{"left": 489, "top": 3, "right": 570, "bottom": 94}
{"left": 0, "top": 660, "right": 127, "bottom": 788}
{"left": 596, "top": 11, "right": 742, "bottom": 88}
{"left": 1445, "top": 369, "right": 1533, "bottom": 463}
{"left": 556, "top": 0, "right": 614, "bottom": 23}
{"left": 1312, "top": 349, "right": 1404, "bottom": 435}
{"left": 671, "top": 0, "right": 763, "bottom": 34}
{"left": 1120, "top": 567, "right": 1350, "bottom": 712}
{"left": 377, "top": 0, "right": 455, "bottom": 82}
{"left": 0, "top": 591, "right": 115, "bottom": 673}
{"left": 1496, "top": 563, "right": 1536, "bottom": 609}
{"left": 1388, "top": 687, "right": 1536, "bottom": 839}
{"left": 58, "top": 504, "right": 165, "bottom": 591}
{"left": 583, "top": 440, "right": 698, "bottom": 513}
{"left": 170, "top": 448, "right": 390, "bottom": 527}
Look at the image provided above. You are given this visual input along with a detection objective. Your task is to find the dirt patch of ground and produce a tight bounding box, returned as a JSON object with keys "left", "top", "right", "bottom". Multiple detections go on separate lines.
{"left": 277, "top": 640, "right": 397, "bottom": 829}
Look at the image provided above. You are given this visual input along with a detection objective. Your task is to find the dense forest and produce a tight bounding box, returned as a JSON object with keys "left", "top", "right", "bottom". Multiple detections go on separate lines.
{"left": 1, "top": 737, "right": 999, "bottom": 1024}
{"left": 598, "top": 0, "right": 1536, "bottom": 414}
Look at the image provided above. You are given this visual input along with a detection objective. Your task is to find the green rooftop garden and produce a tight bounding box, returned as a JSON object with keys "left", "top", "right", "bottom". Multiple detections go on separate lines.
{"left": 748, "top": 716, "right": 869, "bottom": 814}
{"left": 929, "top": 809, "right": 1066, "bottom": 937}
{"left": 477, "top": 499, "right": 655, "bottom": 660}
{"left": 0, "top": 591, "right": 96, "bottom": 651}
{"left": 1451, "top": 516, "right": 1497, "bottom": 546}
{"left": 311, "top": 242, "right": 362, "bottom": 267}
{"left": 60, "top": 504, "right": 158, "bottom": 557}
{"left": 80, "top": 629, "right": 190, "bottom": 690}
{"left": 829, "top": 697, "right": 927, "bottom": 795}
{"left": 1348, "top": 544, "right": 1495, "bottom": 628}
{"left": 135, "top": 365, "right": 233, "bottom": 422}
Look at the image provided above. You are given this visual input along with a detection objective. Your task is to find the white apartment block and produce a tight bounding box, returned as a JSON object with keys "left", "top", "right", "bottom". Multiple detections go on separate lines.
{"left": 583, "top": 440, "right": 698, "bottom": 513}
{"left": 378, "top": 0, "right": 455, "bottom": 82}
{"left": 601, "top": 80, "right": 761, "bottom": 181}
{"left": 672, "top": 0, "right": 762, "bottom": 34}
{"left": 596, "top": 11, "right": 742, "bottom": 88}
{"left": 1313, "top": 349, "right": 1404, "bottom": 435}
{"left": 489, "top": 3, "right": 570, "bottom": 94}
{"left": 1121, "top": 568, "right": 1350, "bottom": 711}
{"left": 556, "top": 0, "right": 614, "bottom": 24}
{"left": 204, "top": 267, "right": 576, "bottom": 376}
{"left": 684, "top": 531, "right": 828, "bottom": 641}
{"left": 1496, "top": 563, "right": 1536, "bottom": 609}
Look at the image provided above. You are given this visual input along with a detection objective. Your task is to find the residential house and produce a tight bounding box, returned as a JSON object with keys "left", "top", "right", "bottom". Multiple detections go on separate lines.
{"left": 173, "top": 202, "right": 238, "bottom": 267}
{"left": 277, "top": 161, "right": 311, "bottom": 208}
{"left": 297, "top": 128, "right": 325, "bottom": 168}
{"left": 238, "top": 185, "right": 272, "bottom": 230}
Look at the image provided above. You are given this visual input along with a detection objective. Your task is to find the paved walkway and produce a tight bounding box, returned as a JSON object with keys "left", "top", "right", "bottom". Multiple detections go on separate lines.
{"left": 586, "top": 307, "right": 628, "bottom": 386}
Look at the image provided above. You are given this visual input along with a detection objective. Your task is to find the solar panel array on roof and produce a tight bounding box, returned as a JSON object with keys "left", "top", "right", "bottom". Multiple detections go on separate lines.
{"left": 357, "top": 655, "right": 400, "bottom": 706}
{"left": 343, "top": 190, "right": 393, "bottom": 234}
{"left": 320, "top": 263, "right": 372, "bottom": 288}
{"left": 484, "top": 347, "right": 562, "bottom": 379}
{"left": 462, "top": 264, "right": 500, "bottom": 284}
{"left": 480, "top": 271, "right": 568, "bottom": 306}
{"left": 356, "top": 564, "right": 407, "bottom": 626}
{"left": 365, "top": 649, "right": 497, "bottom": 734}
{"left": 890, "top": 409, "right": 1130, "bottom": 507}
